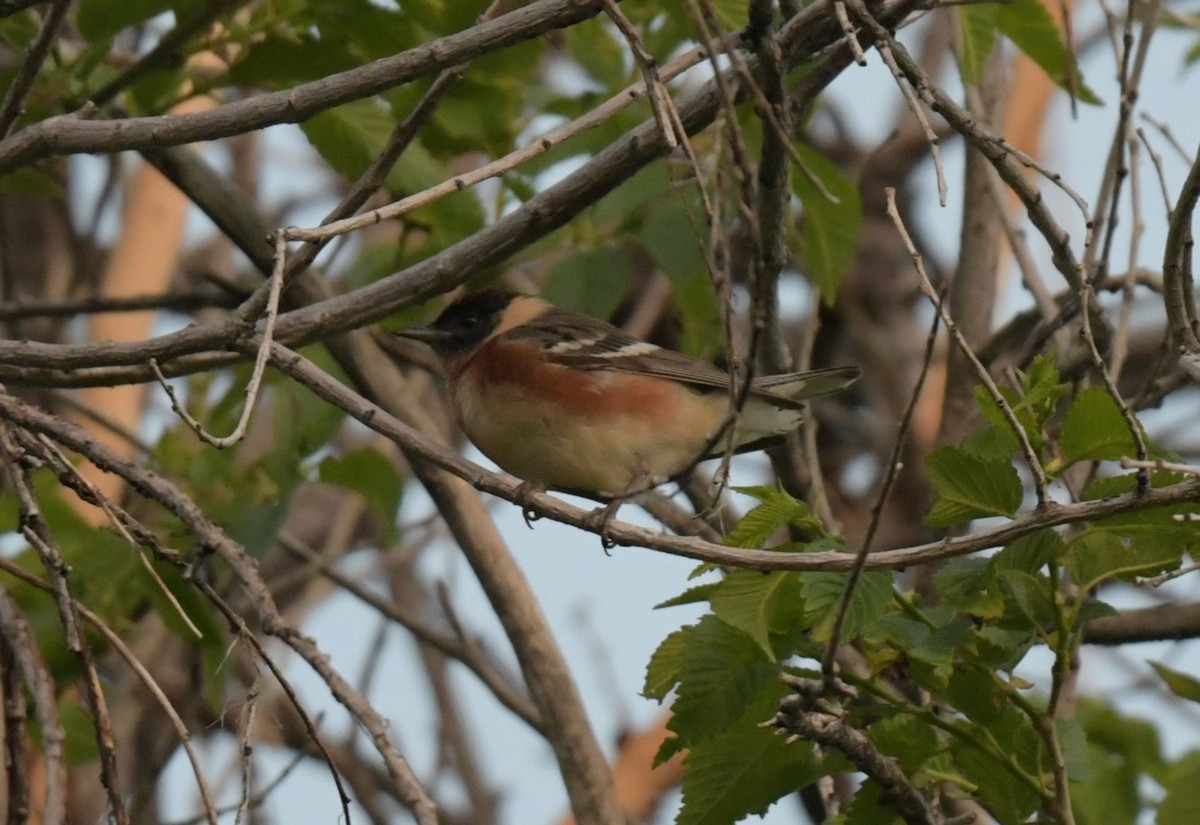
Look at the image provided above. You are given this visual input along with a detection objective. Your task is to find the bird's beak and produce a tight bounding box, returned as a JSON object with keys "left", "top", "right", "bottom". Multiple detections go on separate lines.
{"left": 391, "top": 326, "right": 450, "bottom": 345}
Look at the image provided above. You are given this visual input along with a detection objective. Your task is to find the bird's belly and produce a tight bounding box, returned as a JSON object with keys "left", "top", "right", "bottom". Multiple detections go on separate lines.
{"left": 453, "top": 375, "right": 719, "bottom": 497}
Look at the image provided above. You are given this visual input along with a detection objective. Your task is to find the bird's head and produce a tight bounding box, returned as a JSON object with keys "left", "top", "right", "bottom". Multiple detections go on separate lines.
{"left": 392, "top": 286, "right": 548, "bottom": 366}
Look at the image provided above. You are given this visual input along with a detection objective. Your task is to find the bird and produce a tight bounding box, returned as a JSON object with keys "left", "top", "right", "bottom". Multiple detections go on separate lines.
{"left": 393, "top": 286, "right": 858, "bottom": 536}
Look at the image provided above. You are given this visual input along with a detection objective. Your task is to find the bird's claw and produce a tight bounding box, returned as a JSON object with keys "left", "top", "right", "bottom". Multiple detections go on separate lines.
{"left": 583, "top": 500, "right": 623, "bottom": 552}
{"left": 514, "top": 480, "right": 546, "bottom": 529}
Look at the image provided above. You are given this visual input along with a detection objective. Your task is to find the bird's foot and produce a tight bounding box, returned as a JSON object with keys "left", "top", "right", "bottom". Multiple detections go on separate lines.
{"left": 514, "top": 480, "right": 547, "bottom": 529}
{"left": 583, "top": 499, "right": 623, "bottom": 552}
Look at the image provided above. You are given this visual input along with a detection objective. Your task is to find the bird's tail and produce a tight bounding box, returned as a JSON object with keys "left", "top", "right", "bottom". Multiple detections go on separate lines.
{"left": 751, "top": 366, "right": 860, "bottom": 407}
{"left": 712, "top": 366, "right": 859, "bottom": 456}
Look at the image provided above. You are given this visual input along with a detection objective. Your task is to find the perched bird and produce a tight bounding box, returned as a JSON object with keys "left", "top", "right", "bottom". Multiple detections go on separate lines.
{"left": 393, "top": 286, "right": 858, "bottom": 508}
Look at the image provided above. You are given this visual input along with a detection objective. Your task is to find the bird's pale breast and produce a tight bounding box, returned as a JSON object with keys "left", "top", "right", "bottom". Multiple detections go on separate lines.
{"left": 452, "top": 338, "right": 725, "bottom": 496}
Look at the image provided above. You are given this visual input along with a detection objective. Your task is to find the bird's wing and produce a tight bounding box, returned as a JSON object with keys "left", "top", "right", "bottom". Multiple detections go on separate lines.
{"left": 502, "top": 309, "right": 733, "bottom": 388}
{"left": 502, "top": 309, "right": 859, "bottom": 405}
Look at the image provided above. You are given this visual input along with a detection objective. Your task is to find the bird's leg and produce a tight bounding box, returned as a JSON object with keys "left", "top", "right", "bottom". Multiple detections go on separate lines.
{"left": 582, "top": 474, "right": 653, "bottom": 550}
{"left": 513, "top": 480, "right": 547, "bottom": 529}
{"left": 582, "top": 499, "right": 624, "bottom": 551}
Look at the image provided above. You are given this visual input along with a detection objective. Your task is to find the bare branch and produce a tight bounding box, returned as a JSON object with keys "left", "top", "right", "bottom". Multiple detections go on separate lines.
{"left": 0, "top": 0, "right": 612, "bottom": 172}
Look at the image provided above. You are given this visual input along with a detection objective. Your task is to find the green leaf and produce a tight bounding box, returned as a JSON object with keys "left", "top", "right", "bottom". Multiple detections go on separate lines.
{"left": 798, "top": 571, "right": 894, "bottom": 644}
{"left": 678, "top": 683, "right": 825, "bottom": 825}
{"left": 638, "top": 199, "right": 706, "bottom": 285}
{"left": 726, "top": 486, "right": 825, "bottom": 548}
{"left": 1075, "top": 700, "right": 1162, "bottom": 824}
{"left": 960, "top": 423, "right": 1020, "bottom": 462}
{"left": 952, "top": 731, "right": 1042, "bottom": 824}
{"left": 843, "top": 779, "right": 905, "bottom": 825}
{"left": 1158, "top": 754, "right": 1200, "bottom": 825}
{"left": 996, "top": 0, "right": 1102, "bottom": 104}
{"left": 1150, "top": 661, "right": 1200, "bottom": 705}
{"left": 924, "top": 446, "right": 1023, "bottom": 526}
{"left": 868, "top": 713, "right": 941, "bottom": 776}
{"left": 933, "top": 557, "right": 998, "bottom": 616}
{"left": 990, "top": 529, "right": 1064, "bottom": 577}
{"left": 669, "top": 616, "right": 776, "bottom": 745}
{"left": 0, "top": 10, "right": 39, "bottom": 50}
{"left": 655, "top": 582, "right": 720, "bottom": 609}
{"left": 709, "top": 0, "right": 749, "bottom": 30}
{"left": 301, "top": 98, "right": 398, "bottom": 182}
{"left": 644, "top": 626, "right": 689, "bottom": 701}
{"left": 1066, "top": 531, "right": 1179, "bottom": 591}
{"left": 956, "top": 6, "right": 998, "bottom": 85}
{"left": 1060, "top": 387, "right": 1139, "bottom": 466}
{"left": 710, "top": 571, "right": 801, "bottom": 660}
{"left": 35, "top": 699, "right": 98, "bottom": 766}
{"left": 542, "top": 247, "right": 632, "bottom": 321}
{"left": 793, "top": 142, "right": 863, "bottom": 305}
{"left": 996, "top": 569, "right": 1057, "bottom": 633}
{"left": 77, "top": 0, "right": 180, "bottom": 43}
{"left": 1057, "top": 716, "right": 1092, "bottom": 783}
{"left": 318, "top": 447, "right": 403, "bottom": 541}
{"left": 1079, "top": 698, "right": 1163, "bottom": 777}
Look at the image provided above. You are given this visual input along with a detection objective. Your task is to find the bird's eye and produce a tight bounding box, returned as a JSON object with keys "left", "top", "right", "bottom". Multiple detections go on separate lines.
{"left": 458, "top": 313, "right": 480, "bottom": 328}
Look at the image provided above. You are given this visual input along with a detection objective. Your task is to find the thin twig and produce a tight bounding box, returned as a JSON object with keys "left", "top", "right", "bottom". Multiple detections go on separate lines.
{"left": 884, "top": 188, "right": 1052, "bottom": 505}
{"left": 0, "top": 426, "right": 130, "bottom": 824}
{"left": 31, "top": 433, "right": 204, "bottom": 638}
{"left": 601, "top": 0, "right": 678, "bottom": 149}
{"left": 821, "top": 307, "right": 940, "bottom": 683}
{"left": 1136, "top": 126, "right": 1173, "bottom": 215}
{"left": 833, "top": 1, "right": 867, "bottom": 65}
{"left": 0, "top": 0, "right": 71, "bottom": 140}
{"left": 0, "top": 579, "right": 67, "bottom": 825}
{"left": 0, "top": 556, "right": 221, "bottom": 825}
{"left": 234, "top": 673, "right": 261, "bottom": 825}
{"left": 1121, "top": 457, "right": 1200, "bottom": 476}
{"left": 0, "top": 290, "right": 241, "bottom": 321}
{"left": 282, "top": 41, "right": 713, "bottom": 244}
{"left": 875, "top": 37, "right": 947, "bottom": 205}
{"left": 278, "top": 532, "right": 543, "bottom": 731}
{"left": 258, "top": 344, "right": 1200, "bottom": 572}
{"left": 149, "top": 233, "right": 286, "bottom": 448}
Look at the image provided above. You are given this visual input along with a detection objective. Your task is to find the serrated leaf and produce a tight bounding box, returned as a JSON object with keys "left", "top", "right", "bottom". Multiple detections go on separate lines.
{"left": 1066, "top": 531, "right": 1179, "bottom": 591}
{"left": 725, "top": 487, "right": 822, "bottom": 548}
{"left": 952, "top": 731, "right": 1042, "bottom": 824}
{"left": 868, "top": 713, "right": 941, "bottom": 775}
{"left": 655, "top": 582, "right": 720, "bottom": 609}
{"left": 975, "top": 625, "right": 1035, "bottom": 672}
{"left": 934, "top": 557, "right": 991, "bottom": 608}
{"left": 996, "top": 0, "right": 1102, "bottom": 104}
{"left": 960, "top": 423, "right": 1020, "bottom": 461}
{"left": 644, "top": 626, "right": 690, "bottom": 700}
{"left": 1150, "top": 661, "right": 1200, "bottom": 704}
{"left": 996, "top": 569, "right": 1057, "bottom": 632}
{"left": 678, "top": 683, "right": 824, "bottom": 825}
{"left": 990, "top": 529, "right": 1064, "bottom": 576}
{"left": 793, "top": 142, "right": 862, "bottom": 305}
{"left": 670, "top": 616, "right": 775, "bottom": 745}
{"left": 798, "top": 571, "right": 894, "bottom": 644}
{"left": 710, "top": 571, "right": 801, "bottom": 660}
{"left": 843, "top": 779, "right": 905, "bottom": 825}
{"left": 924, "top": 446, "right": 1023, "bottom": 527}
{"left": 1060, "top": 387, "right": 1139, "bottom": 466}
